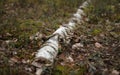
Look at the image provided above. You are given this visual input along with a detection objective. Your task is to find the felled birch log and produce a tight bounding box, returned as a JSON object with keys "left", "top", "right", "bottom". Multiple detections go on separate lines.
{"left": 32, "top": 0, "right": 90, "bottom": 75}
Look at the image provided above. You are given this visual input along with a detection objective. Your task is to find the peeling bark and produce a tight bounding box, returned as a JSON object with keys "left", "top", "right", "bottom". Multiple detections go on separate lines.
{"left": 32, "top": 0, "right": 90, "bottom": 75}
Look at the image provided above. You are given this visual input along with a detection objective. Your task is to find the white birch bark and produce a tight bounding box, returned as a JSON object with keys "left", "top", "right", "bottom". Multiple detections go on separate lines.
{"left": 32, "top": 0, "right": 91, "bottom": 75}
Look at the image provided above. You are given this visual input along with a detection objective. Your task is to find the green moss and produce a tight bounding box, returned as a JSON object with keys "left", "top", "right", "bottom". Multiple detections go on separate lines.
{"left": 53, "top": 64, "right": 71, "bottom": 75}
{"left": 92, "top": 29, "right": 102, "bottom": 35}
{"left": 53, "top": 64, "right": 87, "bottom": 75}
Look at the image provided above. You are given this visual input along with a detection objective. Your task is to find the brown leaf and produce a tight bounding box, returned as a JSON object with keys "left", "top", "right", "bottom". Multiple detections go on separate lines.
{"left": 95, "top": 42, "right": 102, "bottom": 48}
{"left": 72, "top": 43, "right": 84, "bottom": 49}
{"left": 9, "top": 57, "right": 20, "bottom": 63}
{"left": 111, "top": 70, "right": 119, "bottom": 75}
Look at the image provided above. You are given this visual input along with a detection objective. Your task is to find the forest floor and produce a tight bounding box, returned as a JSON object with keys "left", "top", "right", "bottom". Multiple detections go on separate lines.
{"left": 0, "top": 0, "right": 120, "bottom": 75}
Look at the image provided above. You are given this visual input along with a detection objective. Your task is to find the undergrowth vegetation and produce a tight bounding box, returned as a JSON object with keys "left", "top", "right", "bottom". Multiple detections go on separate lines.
{"left": 0, "top": 0, "right": 85, "bottom": 75}
{"left": 85, "top": 0, "right": 120, "bottom": 24}
{"left": 52, "top": 0, "right": 120, "bottom": 75}
{"left": 0, "top": 0, "right": 120, "bottom": 75}
{"left": 0, "top": 0, "right": 85, "bottom": 49}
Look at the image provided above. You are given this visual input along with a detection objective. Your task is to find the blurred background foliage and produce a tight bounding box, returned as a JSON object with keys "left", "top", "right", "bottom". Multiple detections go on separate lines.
{"left": 0, "top": 0, "right": 120, "bottom": 48}
{"left": 0, "top": 0, "right": 85, "bottom": 48}
{"left": 85, "top": 0, "right": 120, "bottom": 24}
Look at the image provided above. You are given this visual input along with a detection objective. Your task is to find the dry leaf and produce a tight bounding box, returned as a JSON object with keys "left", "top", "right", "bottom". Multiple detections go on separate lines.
{"left": 95, "top": 42, "right": 102, "bottom": 48}
{"left": 111, "top": 70, "right": 119, "bottom": 75}
{"left": 72, "top": 43, "right": 84, "bottom": 49}
{"left": 66, "top": 56, "right": 74, "bottom": 62}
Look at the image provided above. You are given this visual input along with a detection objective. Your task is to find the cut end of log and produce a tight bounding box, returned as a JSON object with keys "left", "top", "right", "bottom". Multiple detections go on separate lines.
{"left": 32, "top": 57, "right": 53, "bottom": 75}
{"left": 32, "top": 57, "right": 52, "bottom": 68}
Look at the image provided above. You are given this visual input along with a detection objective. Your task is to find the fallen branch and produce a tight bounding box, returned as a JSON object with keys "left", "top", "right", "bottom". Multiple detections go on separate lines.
{"left": 32, "top": 0, "right": 90, "bottom": 75}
